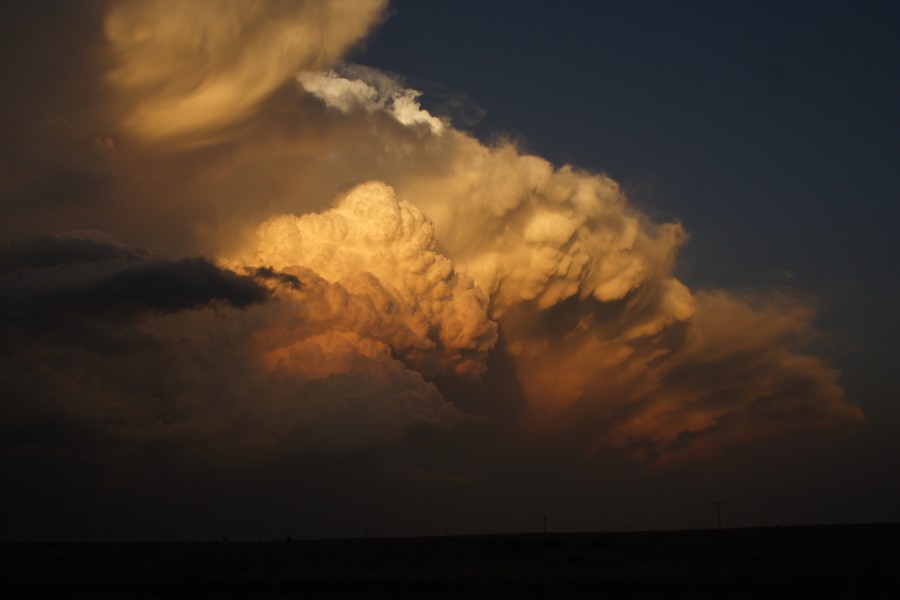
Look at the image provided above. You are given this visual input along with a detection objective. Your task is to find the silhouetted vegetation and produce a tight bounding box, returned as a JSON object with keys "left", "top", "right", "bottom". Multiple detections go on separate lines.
{"left": 2, "top": 524, "right": 898, "bottom": 598}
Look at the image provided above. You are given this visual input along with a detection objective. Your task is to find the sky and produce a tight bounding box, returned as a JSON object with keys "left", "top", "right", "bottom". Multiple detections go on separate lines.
{"left": 1, "top": 0, "right": 898, "bottom": 541}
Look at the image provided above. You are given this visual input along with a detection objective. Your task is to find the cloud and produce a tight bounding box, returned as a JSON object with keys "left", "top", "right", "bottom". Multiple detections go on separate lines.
{"left": 55, "top": 256, "right": 267, "bottom": 312}
{"left": 0, "top": 233, "right": 269, "bottom": 334}
{"left": 244, "top": 180, "right": 497, "bottom": 378}
{"left": 511, "top": 290, "right": 864, "bottom": 468}
{"left": 0, "top": 0, "right": 865, "bottom": 471}
{"left": 0, "top": 231, "right": 143, "bottom": 273}
{"left": 297, "top": 65, "right": 445, "bottom": 134}
{"left": 104, "top": 0, "right": 388, "bottom": 145}
{"left": 0, "top": 230, "right": 473, "bottom": 463}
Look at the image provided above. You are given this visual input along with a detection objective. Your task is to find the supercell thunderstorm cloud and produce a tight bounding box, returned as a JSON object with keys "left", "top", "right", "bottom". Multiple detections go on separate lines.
{"left": 0, "top": 0, "right": 878, "bottom": 538}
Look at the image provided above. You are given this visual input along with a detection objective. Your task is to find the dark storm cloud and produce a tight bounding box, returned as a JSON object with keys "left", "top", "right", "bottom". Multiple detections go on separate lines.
{"left": 0, "top": 233, "right": 145, "bottom": 272}
{"left": 47, "top": 256, "right": 269, "bottom": 312}
{"left": 0, "top": 233, "right": 269, "bottom": 330}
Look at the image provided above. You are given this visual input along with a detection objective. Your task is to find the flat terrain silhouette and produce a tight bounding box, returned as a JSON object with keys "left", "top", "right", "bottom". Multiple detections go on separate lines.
{"left": 3, "top": 524, "right": 898, "bottom": 598}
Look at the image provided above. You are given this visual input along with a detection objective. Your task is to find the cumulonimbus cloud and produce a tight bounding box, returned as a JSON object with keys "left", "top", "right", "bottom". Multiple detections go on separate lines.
{"left": 0, "top": 0, "right": 865, "bottom": 469}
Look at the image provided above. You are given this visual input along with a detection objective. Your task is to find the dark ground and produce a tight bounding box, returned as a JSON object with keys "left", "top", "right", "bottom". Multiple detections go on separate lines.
{"left": 2, "top": 524, "right": 899, "bottom": 598}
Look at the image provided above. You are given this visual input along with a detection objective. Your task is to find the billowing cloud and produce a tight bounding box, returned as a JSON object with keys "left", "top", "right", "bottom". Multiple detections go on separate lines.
{"left": 509, "top": 290, "right": 863, "bottom": 468}
{"left": 0, "top": 0, "right": 864, "bottom": 473}
{"left": 245, "top": 180, "right": 497, "bottom": 378}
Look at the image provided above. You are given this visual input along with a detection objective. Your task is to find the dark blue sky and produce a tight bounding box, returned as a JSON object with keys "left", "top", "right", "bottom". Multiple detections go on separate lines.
{"left": 361, "top": 0, "right": 900, "bottom": 435}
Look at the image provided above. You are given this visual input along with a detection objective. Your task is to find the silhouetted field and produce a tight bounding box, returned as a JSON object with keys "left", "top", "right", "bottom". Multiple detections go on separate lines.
{"left": 2, "top": 524, "right": 898, "bottom": 598}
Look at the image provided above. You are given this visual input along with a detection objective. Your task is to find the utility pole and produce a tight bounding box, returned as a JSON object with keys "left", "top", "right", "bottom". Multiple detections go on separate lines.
{"left": 713, "top": 501, "right": 723, "bottom": 530}
{"left": 542, "top": 515, "right": 549, "bottom": 535}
